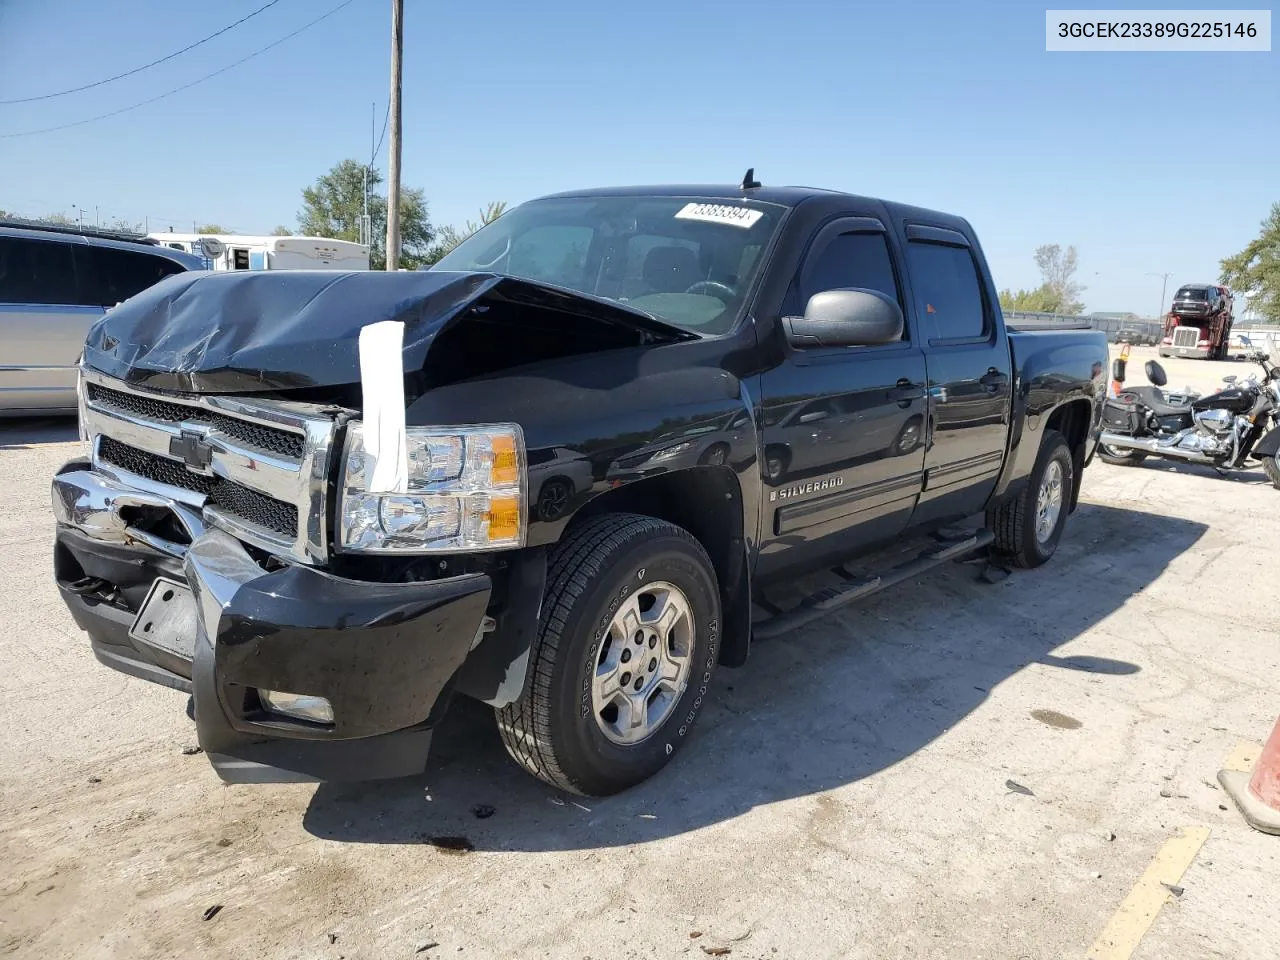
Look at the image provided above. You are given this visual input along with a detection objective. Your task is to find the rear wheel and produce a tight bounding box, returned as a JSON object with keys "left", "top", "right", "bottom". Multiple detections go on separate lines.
{"left": 495, "top": 513, "right": 721, "bottom": 796}
{"left": 1097, "top": 443, "right": 1148, "bottom": 466}
{"left": 1263, "top": 455, "right": 1280, "bottom": 490}
{"left": 987, "top": 429, "right": 1074, "bottom": 568}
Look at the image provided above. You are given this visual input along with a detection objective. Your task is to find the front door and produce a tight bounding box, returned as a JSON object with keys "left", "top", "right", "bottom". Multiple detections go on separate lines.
{"left": 757, "top": 217, "right": 927, "bottom": 580}
{"left": 902, "top": 227, "right": 1012, "bottom": 525}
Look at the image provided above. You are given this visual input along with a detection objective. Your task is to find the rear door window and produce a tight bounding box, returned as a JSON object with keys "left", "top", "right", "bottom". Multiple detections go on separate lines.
{"left": 905, "top": 241, "right": 988, "bottom": 341}
{"left": 0, "top": 236, "right": 83, "bottom": 305}
{"left": 87, "top": 246, "right": 187, "bottom": 306}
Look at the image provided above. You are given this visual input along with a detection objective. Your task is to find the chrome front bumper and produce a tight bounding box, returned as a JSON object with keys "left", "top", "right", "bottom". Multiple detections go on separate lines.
{"left": 52, "top": 464, "right": 493, "bottom": 783}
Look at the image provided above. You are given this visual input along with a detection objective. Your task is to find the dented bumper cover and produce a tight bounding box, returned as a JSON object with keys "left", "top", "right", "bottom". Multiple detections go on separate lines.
{"left": 53, "top": 466, "right": 492, "bottom": 783}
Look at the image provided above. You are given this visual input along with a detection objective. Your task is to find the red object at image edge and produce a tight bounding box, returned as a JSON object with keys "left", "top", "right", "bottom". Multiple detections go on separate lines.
{"left": 1250, "top": 715, "right": 1280, "bottom": 810}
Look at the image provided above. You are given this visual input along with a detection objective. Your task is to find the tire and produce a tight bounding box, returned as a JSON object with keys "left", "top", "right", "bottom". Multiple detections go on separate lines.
{"left": 987, "top": 429, "right": 1074, "bottom": 569}
{"left": 536, "top": 478, "right": 574, "bottom": 521}
{"left": 1097, "top": 444, "right": 1148, "bottom": 466}
{"left": 891, "top": 416, "right": 924, "bottom": 456}
{"left": 764, "top": 445, "right": 790, "bottom": 480}
{"left": 495, "top": 513, "right": 721, "bottom": 796}
{"left": 698, "top": 442, "right": 730, "bottom": 467}
{"left": 1263, "top": 455, "right": 1280, "bottom": 490}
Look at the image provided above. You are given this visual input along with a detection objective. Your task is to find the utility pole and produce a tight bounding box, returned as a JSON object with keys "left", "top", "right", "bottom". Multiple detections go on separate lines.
{"left": 385, "top": 0, "right": 404, "bottom": 271}
{"left": 1146, "top": 271, "right": 1172, "bottom": 319}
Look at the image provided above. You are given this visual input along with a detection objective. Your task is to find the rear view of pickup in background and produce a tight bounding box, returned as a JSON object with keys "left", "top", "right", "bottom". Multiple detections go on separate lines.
{"left": 52, "top": 176, "right": 1108, "bottom": 795}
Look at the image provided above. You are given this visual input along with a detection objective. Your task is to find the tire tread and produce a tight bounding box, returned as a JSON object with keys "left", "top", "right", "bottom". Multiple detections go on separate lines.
{"left": 1263, "top": 455, "right": 1280, "bottom": 490}
{"left": 987, "top": 429, "right": 1072, "bottom": 569}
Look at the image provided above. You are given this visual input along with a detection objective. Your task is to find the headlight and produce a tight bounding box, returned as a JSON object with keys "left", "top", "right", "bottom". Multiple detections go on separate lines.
{"left": 338, "top": 422, "right": 526, "bottom": 553}
{"left": 648, "top": 441, "right": 694, "bottom": 463}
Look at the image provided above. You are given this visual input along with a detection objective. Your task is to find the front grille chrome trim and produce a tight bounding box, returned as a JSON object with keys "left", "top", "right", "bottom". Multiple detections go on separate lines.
{"left": 82, "top": 368, "right": 339, "bottom": 564}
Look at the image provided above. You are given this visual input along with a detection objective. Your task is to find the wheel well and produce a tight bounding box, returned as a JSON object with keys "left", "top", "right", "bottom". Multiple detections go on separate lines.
{"left": 1046, "top": 399, "right": 1092, "bottom": 512}
{"left": 569, "top": 468, "right": 751, "bottom": 666}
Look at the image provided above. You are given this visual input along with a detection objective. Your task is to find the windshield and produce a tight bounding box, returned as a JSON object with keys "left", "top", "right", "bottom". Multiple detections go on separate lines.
{"left": 429, "top": 195, "right": 786, "bottom": 335}
{"left": 1175, "top": 286, "right": 1208, "bottom": 300}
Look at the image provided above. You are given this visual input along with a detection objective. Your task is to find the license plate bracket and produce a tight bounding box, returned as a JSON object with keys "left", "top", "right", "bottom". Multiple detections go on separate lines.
{"left": 129, "top": 577, "right": 197, "bottom": 660}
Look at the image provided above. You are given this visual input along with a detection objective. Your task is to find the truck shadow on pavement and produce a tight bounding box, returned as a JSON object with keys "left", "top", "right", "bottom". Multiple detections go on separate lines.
{"left": 303, "top": 501, "right": 1205, "bottom": 850}
{"left": 0, "top": 417, "right": 79, "bottom": 449}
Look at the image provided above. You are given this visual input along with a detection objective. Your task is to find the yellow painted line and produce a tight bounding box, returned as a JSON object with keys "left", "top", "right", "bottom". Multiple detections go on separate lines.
{"left": 1223, "top": 740, "right": 1262, "bottom": 774}
{"left": 1087, "top": 826, "right": 1210, "bottom": 960}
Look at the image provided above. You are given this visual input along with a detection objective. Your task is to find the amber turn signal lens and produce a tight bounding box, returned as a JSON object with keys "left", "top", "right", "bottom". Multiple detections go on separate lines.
{"left": 487, "top": 496, "right": 521, "bottom": 542}
{"left": 491, "top": 435, "right": 519, "bottom": 486}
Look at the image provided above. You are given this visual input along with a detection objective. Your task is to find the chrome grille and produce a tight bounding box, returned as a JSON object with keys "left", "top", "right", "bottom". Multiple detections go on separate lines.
{"left": 87, "top": 383, "right": 305, "bottom": 459}
{"left": 82, "top": 369, "right": 337, "bottom": 564}
{"left": 98, "top": 437, "right": 299, "bottom": 539}
{"left": 1172, "top": 327, "right": 1200, "bottom": 347}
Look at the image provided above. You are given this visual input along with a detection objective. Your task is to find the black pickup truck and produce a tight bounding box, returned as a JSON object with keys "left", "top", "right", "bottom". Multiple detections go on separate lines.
{"left": 52, "top": 180, "right": 1108, "bottom": 794}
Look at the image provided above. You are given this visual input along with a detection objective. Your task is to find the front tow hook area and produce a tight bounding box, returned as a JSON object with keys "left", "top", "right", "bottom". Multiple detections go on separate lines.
{"left": 183, "top": 529, "right": 492, "bottom": 784}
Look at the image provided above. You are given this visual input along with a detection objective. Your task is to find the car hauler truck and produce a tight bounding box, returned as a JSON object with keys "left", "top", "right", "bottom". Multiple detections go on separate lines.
{"left": 1160, "top": 283, "right": 1234, "bottom": 360}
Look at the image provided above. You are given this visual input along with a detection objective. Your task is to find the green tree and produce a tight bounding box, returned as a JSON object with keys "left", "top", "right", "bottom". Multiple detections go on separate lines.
{"left": 1033, "top": 243, "right": 1086, "bottom": 314}
{"left": 297, "top": 159, "right": 435, "bottom": 270}
{"left": 270, "top": 224, "right": 291, "bottom": 236}
{"left": 1221, "top": 202, "right": 1280, "bottom": 323}
{"left": 999, "top": 286, "right": 1062, "bottom": 313}
{"left": 196, "top": 223, "right": 230, "bottom": 234}
{"left": 421, "top": 200, "right": 508, "bottom": 265}
{"left": 43, "top": 212, "right": 75, "bottom": 225}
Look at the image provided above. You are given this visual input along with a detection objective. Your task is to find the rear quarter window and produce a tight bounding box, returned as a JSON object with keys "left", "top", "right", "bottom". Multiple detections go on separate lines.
{"left": 88, "top": 246, "right": 188, "bottom": 306}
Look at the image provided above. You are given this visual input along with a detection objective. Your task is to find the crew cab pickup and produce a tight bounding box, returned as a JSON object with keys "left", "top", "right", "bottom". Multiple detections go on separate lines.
{"left": 52, "top": 181, "right": 1108, "bottom": 794}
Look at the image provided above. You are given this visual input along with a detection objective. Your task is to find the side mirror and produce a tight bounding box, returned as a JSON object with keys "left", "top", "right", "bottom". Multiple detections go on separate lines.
{"left": 1144, "top": 359, "right": 1168, "bottom": 387}
{"left": 1111, "top": 358, "right": 1126, "bottom": 384}
{"left": 782, "top": 288, "right": 903, "bottom": 349}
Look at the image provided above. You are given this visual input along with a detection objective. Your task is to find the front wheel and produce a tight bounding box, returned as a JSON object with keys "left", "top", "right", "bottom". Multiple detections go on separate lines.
{"left": 496, "top": 513, "right": 721, "bottom": 796}
{"left": 987, "top": 429, "right": 1074, "bottom": 568}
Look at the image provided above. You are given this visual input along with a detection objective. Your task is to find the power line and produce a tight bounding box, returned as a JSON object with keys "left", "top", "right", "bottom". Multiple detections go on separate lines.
{"left": 371, "top": 99, "right": 390, "bottom": 167}
{"left": 0, "top": 0, "right": 284, "bottom": 105}
{"left": 0, "top": 0, "right": 356, "bottom": 139}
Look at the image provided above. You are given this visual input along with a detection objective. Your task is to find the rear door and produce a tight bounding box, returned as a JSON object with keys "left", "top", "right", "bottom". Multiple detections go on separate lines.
{"left": 0, "top": 234, "right": 102, "bottom": 412}
{"left": 903, "top": 225, "right": 1012, "bottom": 525}
{"left": 757, "top": 215, "right": 928, "bottom": 578}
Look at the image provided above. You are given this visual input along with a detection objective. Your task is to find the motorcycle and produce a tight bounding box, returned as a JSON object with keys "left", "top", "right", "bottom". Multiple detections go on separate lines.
{"left": 1097, "top": 343, "right": 1280, "bottom": 488}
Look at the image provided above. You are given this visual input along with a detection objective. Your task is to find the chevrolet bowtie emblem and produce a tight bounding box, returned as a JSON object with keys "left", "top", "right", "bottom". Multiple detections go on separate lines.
{"left": 169, "top": 429, "right": 214, "bottom": 473}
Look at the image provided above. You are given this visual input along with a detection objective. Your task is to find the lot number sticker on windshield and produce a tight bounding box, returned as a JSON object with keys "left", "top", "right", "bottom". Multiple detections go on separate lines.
{"left": 674, "top": 202, "right": 763, "bottom": 229}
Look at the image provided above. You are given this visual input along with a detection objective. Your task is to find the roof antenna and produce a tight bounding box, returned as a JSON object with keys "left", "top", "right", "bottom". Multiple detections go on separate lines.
{"left": 741, "top": 167, "right": 761, "bottom": 190}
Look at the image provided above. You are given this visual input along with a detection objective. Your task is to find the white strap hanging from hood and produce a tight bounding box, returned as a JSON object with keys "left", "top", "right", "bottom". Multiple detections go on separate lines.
{"left": 358, "top": 320, "right": 408, "bottom": 494}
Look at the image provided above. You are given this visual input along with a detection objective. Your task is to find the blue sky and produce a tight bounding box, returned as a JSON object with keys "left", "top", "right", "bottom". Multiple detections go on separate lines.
{"left": 0, "top": 0, "right": 1275, "bottom": 315}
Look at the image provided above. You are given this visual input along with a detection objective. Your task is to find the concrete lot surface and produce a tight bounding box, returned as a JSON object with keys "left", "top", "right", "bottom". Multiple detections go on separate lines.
{"left": 2, "top": 385, "right": 1279, "bottom": 958}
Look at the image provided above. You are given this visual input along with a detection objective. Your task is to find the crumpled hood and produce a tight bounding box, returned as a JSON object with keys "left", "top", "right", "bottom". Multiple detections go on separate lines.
{"left": 83, "top": 269, "right": 695, "bottom": 394}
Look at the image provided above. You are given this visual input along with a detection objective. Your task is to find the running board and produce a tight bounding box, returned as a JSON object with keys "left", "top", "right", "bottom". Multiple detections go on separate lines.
{"left": 753, "top": 529, "right": 994, "bottom": 640}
